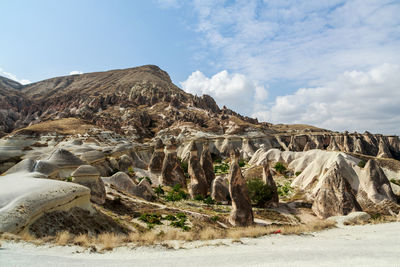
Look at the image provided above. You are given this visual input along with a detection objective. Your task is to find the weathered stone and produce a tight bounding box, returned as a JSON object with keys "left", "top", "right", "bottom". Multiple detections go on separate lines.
{"left": 211, "top": 176, "right": 230, "bottom": 202}
{"left": 312, "top": 162, "right": 361, "bottom": 218}
{"left": 228, "top": 149, "right": 254, "bottom": 226}
{"left": 148, "top": 139, "right": 165, "bottom": 173}
{"left": 159, "top": 138, "right": 186, "bottom": 187}
{"left": 377, "top": 139, "right": 392, "bottom": 158}
{"left": 200, "top": 143, "right": 215, "bottom": 187}
{"left": 118, "top": 154, "right": 134, "bottom": 171}
{"left": 188, "top": 141, "right": 208, "bottom": 198}
{"left": 71, "top": 165, "right": 106, "bottom": 204}
{"left": 262, "top": 164, "right": 279, "bottom": 205}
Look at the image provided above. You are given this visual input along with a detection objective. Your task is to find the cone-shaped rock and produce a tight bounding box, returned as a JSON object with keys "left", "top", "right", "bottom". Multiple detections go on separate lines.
{"left": 262, "top": 164, "right": 279, "bottom": 204}
{"left": 312, "top": 162, "right": 361, "bottom": 218}
{"left": 328, "top": 137, "right": 340, "bottom": 151}
{"left": 211, "top": 176, "right": 230, "bottom": 202}
{"left": 188, "top": 141, "right": 208, "bottom": 198}
{"left": 377, "top": 139, "right": 392, "bottom": 158}
{"left": 228, "top": 149, "right": 253, "bottom": 226}
{"left": 148, "top": 139, "right": 165, "bottom": 173}
{"left": 160, "top": 138, "right": 186, "bottom": 187}
{"left": 354, "top": 138, "right": 365, "bottom": 154}
{"left": 200, "top": 143, "right": 215, "bottom": 187}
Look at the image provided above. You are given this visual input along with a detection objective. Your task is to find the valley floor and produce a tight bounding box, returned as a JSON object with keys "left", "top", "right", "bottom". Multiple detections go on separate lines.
{"left": 1, "top": 222, "right": 399, "bottom": 267}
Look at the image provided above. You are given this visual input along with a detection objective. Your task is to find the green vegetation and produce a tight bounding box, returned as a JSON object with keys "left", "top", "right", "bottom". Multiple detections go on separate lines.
{"left": 203, "top": 196, "right": 215, "bottom": 205}
{"left": 64, "top": 176, "right": 73, "bottom": 182}
{"left": 164, "top": 184, "right": 188, "bottom": 202}
{"left": 246, "top": 178, "right": 274, "bottom": 207}
{"left": 154, "top": 185, "right": 165, "bottom": 197}
{"left": 170, "top": 212, "right": 190, "bottom": 231}
{"left": 210, "top": 215, "right": 220, "bottom": 222}
{"left": 390, "top": 179, "right": 400, "bottom": 186}
{"left": 358, "top": 160, "right": 366, "bottom": 168}
{"left": 163, "top": 214, "right": 177, "bottom": 221}
{"left": 138, "top": 176, "right": 152, "bottom": 185}
{"left": 295, "top": 171, "right": 302, "bottom": 176}
{"left": 214, "top": 162, "right": 230, "bottom": 174}
{"left": 127, "top": 166, "right": 135, "bottom": 176}
{"left": 274, "top": 162, "right": 287, "bottom": 174}
{"left": 194, "top": 195, "right": 205, "bottom": 201}
{"left": 139, "top": 213, "right": 162, "bottom": 229}
{"left": 238, "top": 159, "right": 246, "bottom": 167}
{"left": 277, "top": 182, "right": 292, "bottom": 196}
{"left": 178, "top": 157, "right": 188, "bottom": 176}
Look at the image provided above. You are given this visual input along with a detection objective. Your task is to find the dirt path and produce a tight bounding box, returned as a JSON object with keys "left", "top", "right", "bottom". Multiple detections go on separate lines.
{"left": 1, "top": 222, "right": 399, "bottom": 267}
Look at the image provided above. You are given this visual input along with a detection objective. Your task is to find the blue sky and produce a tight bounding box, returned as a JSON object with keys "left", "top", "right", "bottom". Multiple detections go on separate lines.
{"left": 1, "top": 0, "right": 400, "bottom": 134}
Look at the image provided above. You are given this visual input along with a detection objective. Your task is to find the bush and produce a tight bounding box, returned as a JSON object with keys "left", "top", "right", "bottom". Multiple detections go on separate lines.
{"left": 194, "top": 194, "right": 205, "bottom": 201}
{"left": 246, "top": 178, "right": 274, "bottom": 207}
{"left": 295, "top": 171, "right": 302, "bottom": 176}
{"left": 390, "top": 179, "right": 400, "bottom": 186}
{"left": 203, "top": 196, "right": 215, "bottom": 205}
{"left": 211, "top": 215, "right": 219, "bottom": 222}
{"left": 178, "top": 157, "right": 188, "bottom": 175}
{"left": 64, "top": 176, "right": 73, "bottom": 182}
{"left": 163, "top": 214, "right": 177, "bottom": 221}
{"left": 171, "top": 213, "right": 190, "bottom": 231}
{"left": 139, "top": 213, "right": 162, "bottom": 229}
{"left": 164, "top": 184, "right": 188, "bottom": 202}
{"left": 154, "top": 185, "right": 165, "bottom": 196}
{"left": 138, "top": 176, "right": 152, "bottom": 185}
{"left": 277, "top": 182, "right": 292, "bottom": 196}
{"left": 358, "top": 160, "right": 366, "bottom": 168}
{"left": 238, "top": 159, "right": 246, "bottom": 167}
{"left": 274, "top": 162, "right": 287, "bottom": 174}
{"left": 214, "top": 162, "right": 229, "bottom": 174}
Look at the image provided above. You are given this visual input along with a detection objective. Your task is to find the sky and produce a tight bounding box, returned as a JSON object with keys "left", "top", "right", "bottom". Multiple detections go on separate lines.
{"left": 1, "top": 0, "right": 400, "bottom": 134}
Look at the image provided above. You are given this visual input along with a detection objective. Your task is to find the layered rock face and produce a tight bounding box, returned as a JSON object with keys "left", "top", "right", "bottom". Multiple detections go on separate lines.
{"left": 187, "top": 141, "right": 208, "bottom": 198}
{"left": 71, "top": 165, "right": 106, "bottom": 204}
{"left": 148, "top": 139, "right": 165, "bottom": 173}
{"left": 228, "top": 150, "right": 254, "bottom": 227}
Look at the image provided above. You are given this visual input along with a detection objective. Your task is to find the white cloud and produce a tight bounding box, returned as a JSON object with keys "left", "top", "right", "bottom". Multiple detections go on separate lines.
{"left": 69, "top": 70, "right": 83, "bottom": 75}
{"left": 181, "top": 70, "right": 267, "bottom": 114}
{"left": 0, "top": 68, "right": 31, "bottom": 85}
{"left": 191, "top": 0, "right": 400, "bottom": 84}
{"left": 253, "top": 64, "right": 400, "bottom": 134}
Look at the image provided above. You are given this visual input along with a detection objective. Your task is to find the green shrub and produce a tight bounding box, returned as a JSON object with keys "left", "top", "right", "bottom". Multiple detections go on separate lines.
{"left": 164, "top": 184, "right": 188, "bottom": 202}
{"left": 194, "top": 194, "right": 205, "bottom": 201}
{"left": 138, "top": 176, "right": 152, "bottom": 185}
{"left": 203, "top": 196, "right": 215, "bottom": 205}
{"left": 277, "top": 182, "right": 292, "bottom": 196}
{"left": 64, "top": 176, "right": 73, "bottom": 182}
{"left": 246, "top": 178, "right": 274, "bottom": 207}
{"left": 127, "top": 166, "right": 135, "bottom": 175}
{"left": 214, "top": 162, "right": 229, "bottom": 174}
{"left": 170, "top": 213, "right": 190, "bottom": 231}
{"left": 163, "top": 214, "right": 177, "bottom": 221}
{"left": 176, "top": 212, "right": 187, "bottom": 220}
{"left": 139, "top": 213, "right": 162, "bottom": 229}
{"left": 295, "top": 171, "right": 302, "bottom": 176}
{"left": 274, "top": 162, "right": 287, "bottom": 174}
{"left": 211, "top": 215, "right": 219, "bottom": 222}
{"left": 358, "top": 160, "right": 366, "bottom": 168}
{"left": 238, "top": 159, "right": 246, "bottom": 167}
{"left": 154, "top": 185, "right": 165, "bottom": 196}
{"left": 178, "top": 157, "right": 188, "bottom": 175}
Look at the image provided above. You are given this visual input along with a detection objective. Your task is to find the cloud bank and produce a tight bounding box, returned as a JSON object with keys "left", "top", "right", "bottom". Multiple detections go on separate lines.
{"left": 69, "top": 70, "right": 83, "bottom": 75}
{"left": 181, "top": 70, "right": 267, "bottom": 114}
{"left": 253, "top": 64, "right": 400, "bottom": 134}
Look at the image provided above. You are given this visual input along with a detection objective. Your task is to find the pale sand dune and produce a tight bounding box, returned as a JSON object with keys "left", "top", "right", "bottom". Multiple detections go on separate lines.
{"left": 1, "top": 222, "right": 399, "bottom": 267}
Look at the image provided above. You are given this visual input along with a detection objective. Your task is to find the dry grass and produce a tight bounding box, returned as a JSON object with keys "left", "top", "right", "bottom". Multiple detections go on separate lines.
{"left": 13, "top": 118, "right": 95, "bottom": 135}
{"left": 55, "top": 231, "right": 71, "bottom": 246}
{"left": 73, "top": 234, "right": 91, "bottom": 247}
{"left": 96, "top": 233, "right": 123, "bottom": 251}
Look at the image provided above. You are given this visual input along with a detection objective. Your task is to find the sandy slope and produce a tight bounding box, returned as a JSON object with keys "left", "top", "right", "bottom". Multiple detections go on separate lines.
{"left": 1, "top": 223, "right": 399, "bottom": 267}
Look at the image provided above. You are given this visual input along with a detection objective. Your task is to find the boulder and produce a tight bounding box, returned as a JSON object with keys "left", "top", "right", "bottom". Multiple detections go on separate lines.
{"left": 312, "top": 162, "right": 361, "bottom": 218}
{"left": 80, "top": 150, "right": 106, "bottom": 164}
{"left": 211, "top": 176, "right": 230, "bottom": 202}
{"left": 71, "top": 165, "right": 106, "bottom": 204}
{"left": 200, "top": 143, "right": 215, "bottom": 187}
{"left": 188, "top": 141, "right": 208, "bottom": 198}
{"left": 148, "top": 139, "right": 165, "bottom": 173}
{"left": 327, "top": 211, "right": 371, "bottom": 226}
{"left": 159, "top": 138, "right": 186, "bottom": 187}
{"left": 46, "top": 148, "right": 85, "bottom": 177}
{"left": 118, "top": 154, "right": 134, "bottom": 171}
{"left": 228, "top": 149, "right": 254, "bottom": 227}
{"left": 262, "top": 164, "right": 279, "bottom": 205}
{"left": 103, "top": 172, "right": 155, "bottom": 201}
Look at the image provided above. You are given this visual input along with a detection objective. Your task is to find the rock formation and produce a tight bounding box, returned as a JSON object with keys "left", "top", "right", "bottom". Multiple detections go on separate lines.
{"left": 71, "top": 165, "right": 106, "bottom": 204}
{"left": 262, "top": 164, "right": 279, "bottom": 205}
{"left": 188, "top": 141, "right": 208, "bottom": 198}
{"left": 160, "top": 138, "right": 186, "bottom": 187}
{"left": 211, "top": 176, "right": 230, "bottom": 202}
{"left": 148, "top": 138, "right": 165, "bottom": 173}
{"left": 200, "top": 143, "right": 215, "bottom": 187}
{"left": 377, "top": 139, "right": 392, "bottom": 158}
{"left": 228, "top": 149, "right": 254, "bottom": 227}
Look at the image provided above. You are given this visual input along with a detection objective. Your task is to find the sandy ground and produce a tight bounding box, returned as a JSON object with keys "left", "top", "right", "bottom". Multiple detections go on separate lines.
{"left": 1, "top": 222, "right": 399, "bottom": 267}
